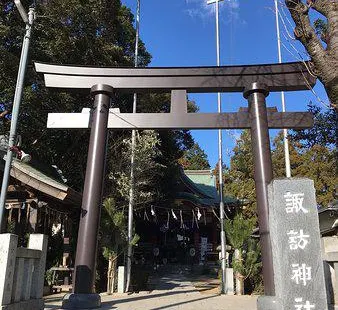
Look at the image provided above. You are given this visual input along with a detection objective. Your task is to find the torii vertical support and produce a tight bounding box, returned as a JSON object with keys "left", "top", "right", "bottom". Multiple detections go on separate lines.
{"left": 63, "top": 85, "right": 113, "bottom": 309}
{"left": 34, "top": 61, "right": 316, "bottom": 309}
{"left": 244, "top": 82, "right": 275, "bottom": 295}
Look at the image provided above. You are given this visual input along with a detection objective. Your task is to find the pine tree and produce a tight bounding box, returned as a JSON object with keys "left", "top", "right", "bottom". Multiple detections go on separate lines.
{"left": 223, "top": 130, "right": 256, "bottom": 219}
{"left": 100, "top": 198, "right": 127, "bottom": 294}
{"left": 224, "top": 214, "right": 261, "bottom": 294}
{"left": 290, "top": 102, "right": 336, "bottom": 148}
{"left": 178, "top": 142, "right": 210, "bottom": 170}
{"left": 272, "top": 131, "right": 337, "bottom": 207}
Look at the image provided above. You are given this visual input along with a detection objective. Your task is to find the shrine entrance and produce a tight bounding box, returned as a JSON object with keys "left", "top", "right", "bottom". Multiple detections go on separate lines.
{"left": 132, "top": 168, "right": 242, "bottom": 271}
{"left": 35, "top": 61, "right": 316, "bottom": 309}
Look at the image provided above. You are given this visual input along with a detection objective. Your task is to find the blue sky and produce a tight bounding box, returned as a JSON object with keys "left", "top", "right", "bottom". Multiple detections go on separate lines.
{"left": 121, "top": 0, "right": 329, "bottom": 168}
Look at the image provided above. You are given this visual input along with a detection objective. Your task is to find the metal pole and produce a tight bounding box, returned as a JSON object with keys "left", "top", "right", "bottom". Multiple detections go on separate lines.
{"left": 274, "top": 0, "right": 291, "bottom": 178}
{"left": 72, "top": 84, "right": 112, "bottom": 296}
{"left": 244, "top": 82, "right": 275, "bottom": 296}
{"left": 0, "top": 7, "right": 35, "bottom": 232}
{"left": 214, "top": 0, "right": 227, "bottom": 294}
{"left": 126, "top": 0, "right": 140, "bottom": 292}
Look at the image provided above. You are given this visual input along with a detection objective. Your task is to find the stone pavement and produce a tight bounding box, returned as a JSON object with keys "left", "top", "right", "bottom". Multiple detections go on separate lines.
{"left": 44, "top": 273, "right": 258, "bottom": 310}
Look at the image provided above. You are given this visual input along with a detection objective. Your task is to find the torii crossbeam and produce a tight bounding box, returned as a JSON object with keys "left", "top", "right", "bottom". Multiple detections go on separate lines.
{"left": 35, "top": 61, "right": 314, "bottom": 92}
{"left": 47, "top": 90, "right": 313, "bottom": 130}
{"left": 35, "top": 61, "right": 316, "bottom": 309}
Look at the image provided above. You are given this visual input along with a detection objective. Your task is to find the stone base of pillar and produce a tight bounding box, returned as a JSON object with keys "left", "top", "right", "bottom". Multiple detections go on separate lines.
{"left": 257, "top": 296, "right": 282, "bottom": 310}
{"left": 62, "top": 293, "right": 101, "bottom": 309}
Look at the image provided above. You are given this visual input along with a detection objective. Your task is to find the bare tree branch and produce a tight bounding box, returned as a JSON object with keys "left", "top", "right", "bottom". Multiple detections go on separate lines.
{"left": 310, "top": 0, "right": 334, "bottom": 17}
{"left": 286, "top": 0, "right": 326, "bottom": 62}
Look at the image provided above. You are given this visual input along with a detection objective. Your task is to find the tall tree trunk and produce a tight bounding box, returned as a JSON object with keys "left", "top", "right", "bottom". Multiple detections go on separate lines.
{"left": 286, "top": 0, "right": 338, "bottom": 170}
{"left": 107, "top": 253, "right": 117, "bottom": 294}
{"left": 107, "top": 256, "right": 113, "bottom": 294}
{"left": 112, "top": 255, "right": 117, "bottom": 293}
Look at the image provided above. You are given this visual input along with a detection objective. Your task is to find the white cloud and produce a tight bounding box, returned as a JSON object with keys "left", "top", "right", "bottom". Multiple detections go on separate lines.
{"left": 184, "top": 0, "right": 241, "bottom": 23}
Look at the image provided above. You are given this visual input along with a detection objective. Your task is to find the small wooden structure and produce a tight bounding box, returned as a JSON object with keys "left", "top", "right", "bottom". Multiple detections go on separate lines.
{"left": 0, "top": 150, "right": 82, "bottom": 266}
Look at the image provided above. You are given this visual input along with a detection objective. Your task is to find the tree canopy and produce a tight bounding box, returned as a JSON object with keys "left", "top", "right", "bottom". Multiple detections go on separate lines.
{"left": 0, "top": 0, "right": 195, "bottom": 199}
{"left": 178, "top": 142, "right": 210, "bottom": 171}
{"left": 223, "top": 130, "right": 256, "bottom": 219}
{"left": 108, "top": 130, "right": 165, "bottom": 210}
{"left": 1, "top": 0, "right": 151, "bottom": 190}
{"left": 272, "top": 131, "right": 337, "bottom": 207}
{"left": 223, "top": 128, "right": 336, "bottom": 220}
{"left": 290, "top": 102, "right": 336, "bottom": 148}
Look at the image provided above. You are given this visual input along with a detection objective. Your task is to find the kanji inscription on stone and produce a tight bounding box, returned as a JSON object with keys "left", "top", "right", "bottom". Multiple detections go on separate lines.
{"left": 268, "top": 178, "right": 328, "bottom": 310}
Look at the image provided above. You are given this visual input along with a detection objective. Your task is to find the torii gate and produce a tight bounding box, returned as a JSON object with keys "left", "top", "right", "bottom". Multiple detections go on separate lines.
{"left": 35, "top": 61, "right": 315, "bottom": 309}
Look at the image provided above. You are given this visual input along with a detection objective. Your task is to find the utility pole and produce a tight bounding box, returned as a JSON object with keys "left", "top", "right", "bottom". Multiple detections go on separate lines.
{"left": 207, "top": 0, "right": 227, "bottom": 294}
{"left": 274, "top": 0, "right": 291, "bottom": 178}
{"left": 0, "top": 1, "right": 35, "bottom": 232}
{"left": 125, "top": 0, "right": 141, "bottom": 292}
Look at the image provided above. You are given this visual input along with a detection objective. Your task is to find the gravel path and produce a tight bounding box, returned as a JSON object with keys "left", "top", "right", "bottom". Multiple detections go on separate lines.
{"left": 44, "top": 272, "right": 258, "bottom": 310}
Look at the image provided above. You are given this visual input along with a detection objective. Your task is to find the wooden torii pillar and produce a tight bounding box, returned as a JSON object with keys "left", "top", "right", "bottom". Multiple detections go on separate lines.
{"left": 35, "top": 61, "right": 316, "bottom": 309}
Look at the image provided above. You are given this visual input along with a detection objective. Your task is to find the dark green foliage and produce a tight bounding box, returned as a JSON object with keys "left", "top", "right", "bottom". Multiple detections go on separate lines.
{"left": 272, "top": 131, "right": 337, "bottom": 207}
{"left": 225, "top": 214, "right": 261, "bottom": 294}
{"left": 100, "top": 197, "right": 128, "bottom": 259}
{"left": 223, "top": 130, "right": 256, "bottom": 219}
{"left": 46, "top": 230, "right": 64, "bottom": 270}
{"left": 98, "top": 197, "right": 127, "bottom": 292}
{"left": 178, "top": 142, "right": 210, "bottom": 170}
{"left": 290, "top": 102, "right": 337, "bottom": 177}
{"left": 290, "top": 102, "right": 336, "bottom": 148}
{"left": 0, "top": 0, "right": 151, "bottom": 191}
{"left": 224, "top": 214, "right": 255, "bottom": 249}
{"left": 232, "top": 239, "right": 261, "bottom": 280}
{"left": 241, "top": 239, "right": 263, "bottom": 294}
{"left": 1, "top": 0, "right": 197, "bottom": 196}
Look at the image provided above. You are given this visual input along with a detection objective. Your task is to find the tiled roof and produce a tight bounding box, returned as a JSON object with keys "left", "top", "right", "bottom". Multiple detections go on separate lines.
{"left": 179, "top": 169, "right": 240, "bottom": 206}
{"left": 184, "top": 170, "right": 218, "bottom": 200}
{"left": 0, "top": 151, "right": 81, "bottom": 206}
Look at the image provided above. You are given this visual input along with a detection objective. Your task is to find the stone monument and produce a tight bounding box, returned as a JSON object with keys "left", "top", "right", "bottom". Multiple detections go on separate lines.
{"left": 260, "top": 178, "right": 328, "bottom": 310}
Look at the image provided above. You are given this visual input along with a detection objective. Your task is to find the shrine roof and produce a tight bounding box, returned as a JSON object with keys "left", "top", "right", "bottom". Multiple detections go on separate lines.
{"left": 184, "top": 170, "right": 218, "bottom": 200}
{"left": 0, "top": 151, "right": 81, "bottom": 207}
{"left": 10, "top": 159, "right": 82, "bottom": 206}
{"left": 179, "top": 169, "right": 240, "bottom": 207}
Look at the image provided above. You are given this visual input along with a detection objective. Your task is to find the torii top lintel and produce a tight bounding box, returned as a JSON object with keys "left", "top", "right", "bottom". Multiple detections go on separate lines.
{"left": 34, "top": 61, "right": 316, "bottom": 93}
